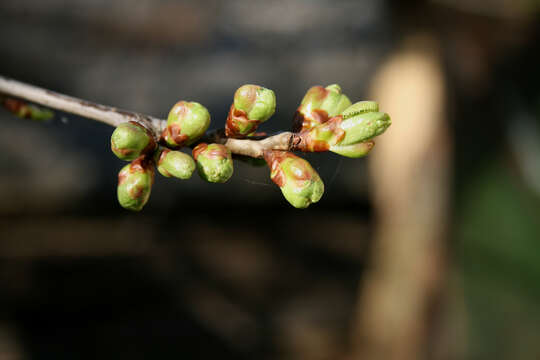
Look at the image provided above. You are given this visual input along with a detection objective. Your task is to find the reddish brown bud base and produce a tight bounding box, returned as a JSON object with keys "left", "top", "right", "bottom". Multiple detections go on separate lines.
{"left": 161, "top": 123, "right": 189, "bottom": 148}
{"left": 118, "top": 156, "right": 155, "bottom": 186}
{"left": 225, "top": 104, "right": 262, "bottom": 138}
{"left": 295, "top": 116, "right": 345, "bottom": 152}
{"left": 263, "top": 151, "right": 314, "bottom": 187}
{"left": 192, "top": 143, "right": 230, "bottom": 161}
{"left": 292, "top": 108, "right": 331, "bottom": 133}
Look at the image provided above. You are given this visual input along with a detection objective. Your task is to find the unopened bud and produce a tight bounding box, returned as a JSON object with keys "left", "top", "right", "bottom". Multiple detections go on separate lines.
{"left": 340, "top": 100, "right": 379, "bottom": 118}
{"left": 192, "top": 143, "right": 234, "bottom": 183}
{"left": 2, "top": 98, "right": 54, "bottom": 121}
{"left": 163, "top": 101, "right": 211, "bottom": 148}
{"left": 111, "top": 121, "right": 156, "bottom": 161}
{"left": 226, "top": 85, "right": 276, "bottom": 137}
{"left": 330, "top": 140, "right": 374, "bottom": 158}
{"left": 297, "top": 107, "right": 390, "bottom": 152}
{"left": 117, "top": 156, "right": 154, "bottom": 211}
{"left": 337, "top": 109, "right": 391, "bottom": 146}
{"left": 264, "top": 150, "right": 324, "bottom": 209}
{"left": 292, "top": 84, "right": 351, "bottom": 132}
{"left": 155, "top": 148, "right": 196, "bottom": 179}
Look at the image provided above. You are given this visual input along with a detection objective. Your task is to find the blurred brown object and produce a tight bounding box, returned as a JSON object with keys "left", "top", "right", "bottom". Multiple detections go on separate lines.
{"left": 350, "top": 33, "right": 452, "bottom": 360}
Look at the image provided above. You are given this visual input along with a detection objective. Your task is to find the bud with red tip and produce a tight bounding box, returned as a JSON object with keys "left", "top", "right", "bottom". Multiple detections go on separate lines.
{"left": 263, "top": 150, "right": 324, "bottom": 209}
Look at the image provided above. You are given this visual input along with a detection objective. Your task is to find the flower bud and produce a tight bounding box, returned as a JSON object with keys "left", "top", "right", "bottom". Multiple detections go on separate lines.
{"left": 192, "top": 143, "right": 234, "bottom": 183}
{"left": 329, "top": 140, "right": 374, "bottom": 158}
{"left": 117, "top": 156, "right": 154, "bottom": 211}
{"left": 111, "top": 121, "right": 156, "bottom": 161}
{"left": 337, "top": 110, "right": 391, "bottom": 146}
{"left": 340, "top": 100, "right": 379, "bottom": 118}
{"left": 263, "top": 150, "right": 324, "bottom": 209}
{"left": 226, "top": 84, "right": 276, "bottom": 137}
{"left": 155, "top": 148, "right": 196, "bottom": 179}
{"left": 2, "top": 98, "right": 54, "bottom": 121}
{"left": 163, "top": 101, "right": 211, "bottom": 148}
{"left": 296, "top": 109, "right": 390, "bottom": 152}
{"left": 292, "top": 84, "right": 351, "bottom": 132}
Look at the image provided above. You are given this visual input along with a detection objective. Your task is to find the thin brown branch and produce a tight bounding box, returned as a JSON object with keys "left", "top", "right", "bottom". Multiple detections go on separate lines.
{"left": 0, "top": 75, "right": 165, "bottom": 135}
{"left": 0, "top": 75, "right": 300, "bottom": 158}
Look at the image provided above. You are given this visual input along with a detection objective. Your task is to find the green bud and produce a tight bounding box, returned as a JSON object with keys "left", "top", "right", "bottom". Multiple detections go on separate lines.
{"left": 264, "top": 151, "right": 324, "bottom": 209}
{"left": 340, "top": 101, "right": 379, "bottom": 118}
{"left": 155, "top": 148, "right": 196, "bottom": 179}
{"left": 226, "top": 85, "right": 276, "bottom": 137}
{"left": 111, "top": 121, "right": 156, "bottom": 161}
{"left": 25, "top": 105, "right": 54, "bottom": 121}
{"left": 2, "top": 98, "right": 54, "bottom": 122}
{"left": 293, "top": 84, "right": 352, "bottom": 132}
{"left": 164, "top": 101, "right": 211, "bottom": 147}
{"left": 192, "top": 143, "right": 234, "bottom": 183}
{"left": 234, "top": 85, "right": 276, "bottom": 122}
{"left": 337, "top": 111, "right": 391, "bottom": 146}
{"left": 296, "top": 100, "right": 390, "bottom": 152}
{"left": 117, "top": 157, "right": 154, "bottom": 211}
{"left": 330, "top": 140, "right": 374, "bottom": 158}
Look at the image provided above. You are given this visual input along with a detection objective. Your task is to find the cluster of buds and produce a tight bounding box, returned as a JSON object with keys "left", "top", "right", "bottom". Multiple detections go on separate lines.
{"left": 110, "top": 102, "right": 213, "bottom": 211}
{"left": 109, "top": 83, "right": 390, "bottom": 211}
{"left": 294, "top": 93, "right": 391, "bottom": 158}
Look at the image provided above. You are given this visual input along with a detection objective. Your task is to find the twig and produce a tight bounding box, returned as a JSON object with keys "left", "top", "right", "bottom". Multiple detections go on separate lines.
{"left": 0, "top": 75, "right": 164, "bottom": 134}
{"left": 0, "top": 75, "right": 299, "bottom": 158}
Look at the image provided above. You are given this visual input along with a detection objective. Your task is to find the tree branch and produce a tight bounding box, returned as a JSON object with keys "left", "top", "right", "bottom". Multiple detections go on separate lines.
{"left": 0, "top": 75, "right": 298, "bottom": 158}
{"left": 0, "top": 75, "right": 165, "bottom": 134}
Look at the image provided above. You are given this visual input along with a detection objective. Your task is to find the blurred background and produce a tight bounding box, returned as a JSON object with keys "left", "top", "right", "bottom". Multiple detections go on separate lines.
{"left": 1, "top": 0, "right": 540, "bottom": 359}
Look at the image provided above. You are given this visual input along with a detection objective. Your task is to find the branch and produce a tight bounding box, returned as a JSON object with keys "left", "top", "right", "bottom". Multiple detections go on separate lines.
{"left": 0, "top": 75, "right": 164, "bottom": 134}
{"left": 0, "top": 75, "right": 391, "bottom": 210}
{"left": 0, "top": 75, "right": 298, "bottom": 157}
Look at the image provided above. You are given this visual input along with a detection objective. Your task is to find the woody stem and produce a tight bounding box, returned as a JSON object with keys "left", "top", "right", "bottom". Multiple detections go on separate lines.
{"left": 0, "top": 75, "right": 301, "bottom": 158}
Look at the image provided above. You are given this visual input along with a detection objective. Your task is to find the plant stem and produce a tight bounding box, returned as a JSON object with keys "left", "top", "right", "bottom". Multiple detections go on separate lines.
{"left": 0, "top": 75, "right": 165, "bottom": 134}
{"left": 0, "top": 75, "right": 299, "bottom": 158}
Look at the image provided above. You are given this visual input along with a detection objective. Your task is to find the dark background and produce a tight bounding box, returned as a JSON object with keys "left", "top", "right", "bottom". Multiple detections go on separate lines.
{"left": 1, "top": 1, "right": 540, "bottom": 359}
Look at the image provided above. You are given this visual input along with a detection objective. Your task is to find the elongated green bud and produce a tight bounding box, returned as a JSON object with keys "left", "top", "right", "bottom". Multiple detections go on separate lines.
{"left": 163, "top": 101, "right": 211, "bottom": 148}
{"left": 155, "top": 148, "right": 196, "bottom": 179}
{"left": 340, "top": 101, "right": 379, "bottom": 118}
{"left": 192, "top": 143, "right": 234, "bottom": 183}
{"left": 226, "top": 85, "right": 276, "bottom": 137}
{"left": 111, "top": 121, "right": 156, "bottom": 161}
{"left": 338, "top": 111, "right": 391, "bottom": 146}
{"left": 117, "top": 156, "right": 154, "bottom": 211}
{"left": 2, "top": 98, "right": 54, "bottom": 121}
{"left": 263, "top": 150, "right": 324, "bottom": 209}
{"left": 292, "top": 84, "right": 351, "bottom": 132}
{"left": 329, "top": 140, "right": 374, "bottom": 158}
{"left": 296, "top": 109, "right": 390, "bottom": 152}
